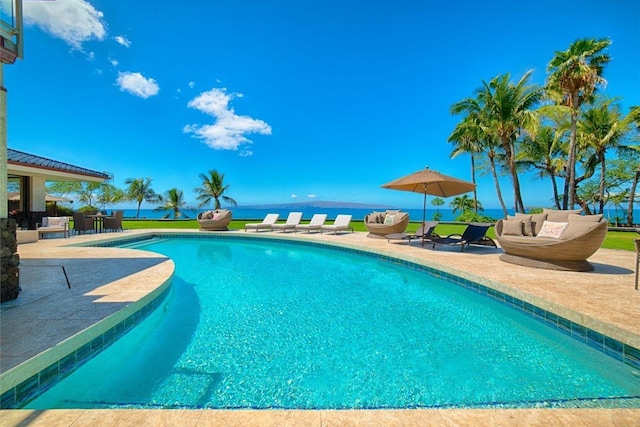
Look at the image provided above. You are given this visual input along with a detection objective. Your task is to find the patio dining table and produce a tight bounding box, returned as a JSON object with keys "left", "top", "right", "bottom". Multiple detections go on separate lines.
{"left": 88, "top": 214, "right": 104, "bottom": 233}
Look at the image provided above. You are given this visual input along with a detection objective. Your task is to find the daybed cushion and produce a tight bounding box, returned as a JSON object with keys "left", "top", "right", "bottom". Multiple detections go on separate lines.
{"left": 367, "top": 212, "right": 384, "bottom": 224}
{"left": 560, "top": 221, "right": 601, "bottom": 240}
{"left": 543, "top": 208, "right": 582, "bottom": 222}
{"left": 514, "top": 213, "right": 547, "bottom": 236}
{"left": 536, "top": 221, "right": 568, "bottom": 239}
{"left": 501, "top": 219, "right": 524, "bottom": 236}
{"left": 567, "top": 213, "right": 603, "bottom": 222}
{"left": 384, "top": 214, "right": 396, "bottom": 225}
{"left": 498, "top": 235, "right": 561, "bottom": 245}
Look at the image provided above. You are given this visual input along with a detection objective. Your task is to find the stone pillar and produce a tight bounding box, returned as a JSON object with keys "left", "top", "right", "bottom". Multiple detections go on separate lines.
{"left": 30, "top": 175, "right": 46, "bottom": 212}
{"left": 0, "top": 218, "right": 20, "bottom": 302}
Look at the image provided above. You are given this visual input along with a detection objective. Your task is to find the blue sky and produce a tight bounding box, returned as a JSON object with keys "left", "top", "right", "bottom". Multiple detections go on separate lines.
{"left": 5, "top": 0, "right": 640, "bottom": 210}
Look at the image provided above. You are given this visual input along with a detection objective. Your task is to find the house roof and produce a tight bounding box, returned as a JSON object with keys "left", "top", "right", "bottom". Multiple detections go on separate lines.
{"left": 7, "top": 148, "right": 110, "bottom": 181}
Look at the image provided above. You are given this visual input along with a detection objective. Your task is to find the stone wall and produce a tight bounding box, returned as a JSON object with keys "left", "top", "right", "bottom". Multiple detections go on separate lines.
{"left": 1, "top": 218, "right": 20, "bottom": 302}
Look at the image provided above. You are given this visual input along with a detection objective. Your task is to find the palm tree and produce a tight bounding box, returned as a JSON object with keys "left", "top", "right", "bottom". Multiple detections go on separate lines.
{"left": 194, "top": 170, "right": 238, "bottom": 210}
{"left": 448, "top": 116, "right": 482, "bottom": 213}
{"left": 125, "top": 177, "right": 158, "bottom": 218}
{"left": 450, "top": 194, "right": 482, "bottom": 214}
{"left": 546, "top": 37, "right": 611, "bottom": 209}
{"left": 517, "top": 124, "right": 567, "bottom": 210}
{"left": 156, "top": 188, "right": 188, "bottom": 219}
{"left": 451, "top": 71, "right": 542, "bottom": 213}
{"left": 577, "top": 99, "right": 627, "bottom": 214}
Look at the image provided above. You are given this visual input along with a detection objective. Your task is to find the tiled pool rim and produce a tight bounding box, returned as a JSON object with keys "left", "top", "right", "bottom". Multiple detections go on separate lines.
{"left": 2, "top": 232, "right": 639, "bottom": 409}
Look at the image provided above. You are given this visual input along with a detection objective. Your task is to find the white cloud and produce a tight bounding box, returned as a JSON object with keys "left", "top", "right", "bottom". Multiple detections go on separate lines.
{"left": 188, "top": 81, "right": 195, "bottom": 88}
{"left": 24, "top": 0, "right": 106, "bottom": 50}
{"left": 116, "top": 72, "right": 160, "bottom": 99}
{"left": 308, "top": 194, "right": 318, "bottom": 198}
{"left": 109, "top": 57, "right": 118, "bottom": 67}
{"left": 239, "top": 149, "right": 253, "bottom": 157}
{"left": 184, "top": 88, "right": 272, "bottom": 152}
{"left": 114, "top": 35, "right": 131, "bottom": 48}
{"left": 291, "top": 194, "right": 298, "bottom": 198}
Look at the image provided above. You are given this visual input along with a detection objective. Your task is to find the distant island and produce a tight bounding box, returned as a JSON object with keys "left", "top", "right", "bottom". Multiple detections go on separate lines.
{"left": 238, "top": 200, "right": 394, "bottom": 210}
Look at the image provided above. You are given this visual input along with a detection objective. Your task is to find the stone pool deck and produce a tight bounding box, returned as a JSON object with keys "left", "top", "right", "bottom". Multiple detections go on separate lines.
{"left": 1, "top": 229, "right": 639, "bottom": 426}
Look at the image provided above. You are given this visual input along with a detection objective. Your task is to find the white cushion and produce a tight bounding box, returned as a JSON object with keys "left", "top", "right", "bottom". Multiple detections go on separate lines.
{"left": 536, "top": 221, "right": 569, "bottom": 239}
{"left": 384, "top": 214, "right": 395, "bottom": 225}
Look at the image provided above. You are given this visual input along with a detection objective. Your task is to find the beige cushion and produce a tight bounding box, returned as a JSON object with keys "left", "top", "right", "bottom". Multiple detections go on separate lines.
{"left": 46, "top": 217, "right": 65, "bottom": 227}
{"left": 512, "top": 214, "right": 534, "bottom": 236}
{"left": 536, "top": 220, "right": 569, "bottom": 239}
{"left": 561, "top": 221, "right": 599, "bottom": 240}
{"left": 568, "top": 213, "right": 603, "bottom": 222}
{"left": 368, "top": 212, "right": 383, "bottom": 224}
{"left": 543, "top": 208, "right": 582, "bottom": 222}
{"left": 384, "top": 214, "right": 396, "bottom": 225}
{"left": 502, "top": 219, "right": 523, "bottom": 236}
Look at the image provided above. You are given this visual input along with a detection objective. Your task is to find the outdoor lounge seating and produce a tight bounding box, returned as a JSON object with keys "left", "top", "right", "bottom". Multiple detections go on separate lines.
{"left": 386, "top": 221, "right": 439, "bottom": 245}
{"left": 197, "top": 209, "right": 232, "bottom": 231}
{"left": 364, "top": 210, "right": 410, "bottom": 238}
{"left": 103, "top": 210, "right": 124, "bottom": 232}
{"left": 72, "top": 211, "right": 94, "bottom": 235}
{"left": 495, "top": 209, "right": 607, "bottom": 271}
{"left": 295, "top": 213, "right": 327, "bottom": 233}
{"left": 245, "top": 213, "right": 279, "bottom": 232}
{"left": 36, "top": 216, "right": 70, "bottom": 238}
{"left": 431, "top": 222, "right": 497, "bottom": 252}
{"left": 271, "top": 212, "right": 303, "bottom": 233}
{"left": 320, "top": 214, "right": 353, "bottom": 234}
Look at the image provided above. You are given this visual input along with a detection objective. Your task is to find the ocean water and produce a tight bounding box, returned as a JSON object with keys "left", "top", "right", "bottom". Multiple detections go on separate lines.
{"left": 115, "top": 207, "right": 636, "bottom": 223}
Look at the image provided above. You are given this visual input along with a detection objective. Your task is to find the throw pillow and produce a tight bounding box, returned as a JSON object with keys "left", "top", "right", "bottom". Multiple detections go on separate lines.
{"left": 513, "top": 214, "right": 534, "bottom": 236}
{"left": 501, "top": 219, "right": 523, "bottom": 236}
{"left": 48, "top": 217, "right": 63, "bottom": 227}
{"left": 543, "top": 208, "right": 582, "bottom": 222}
{"left": 384, "top": 214, "right": 396, "bottom": 225}
{"left": 567, "top": 213, "right": 603, "bottom": 222}
{"left": 536, "top": 220, "right": 569, "bottom": 239}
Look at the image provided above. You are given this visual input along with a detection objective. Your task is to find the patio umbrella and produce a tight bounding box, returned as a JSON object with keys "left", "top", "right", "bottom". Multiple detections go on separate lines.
{"left": 381, "top": 167, "right": 476, "bottom": 226}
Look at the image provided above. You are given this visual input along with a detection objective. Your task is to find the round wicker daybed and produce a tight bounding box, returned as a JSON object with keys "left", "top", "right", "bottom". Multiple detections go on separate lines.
{"left": 364, "top": 210, "right": 410, "bottom": 238}
{"left": 197, "top": 209, "right": 232, "bottom": 231}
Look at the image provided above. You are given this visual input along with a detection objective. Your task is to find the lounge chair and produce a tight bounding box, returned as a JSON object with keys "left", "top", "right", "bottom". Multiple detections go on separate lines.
{"left": 271, "top": 212, "right": 303, "bottom": 233}
{"left": 245, "top": 213, "right": 279, "bottom": 232}
{"left": 295, "top": 214, "right": 327, "bottom": 233}
{"left": 386, "top": 221, "right": 439, "bottom": 246}
{"left": 320, "top": 214, "right": 353, "bottom": 235}
{"left": 431, "top": 222, "right": 497, "bottom": 252}
{"left": 197, "top": 209, "right": 232, "bottom": 231}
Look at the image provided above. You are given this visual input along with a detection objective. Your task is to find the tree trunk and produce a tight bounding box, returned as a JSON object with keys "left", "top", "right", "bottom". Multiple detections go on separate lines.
{"left": 566, "top": 104, "right": 579, "bottom": 209}
{"left": 598, "top": 153, "right": 606, "bottom": 215}
{"left": 628, "top": 168, "right": 640, "bottom": 226}
{"left": 488, "top": 152, "right": 509, "bottom": 217}
{"left": 470, "top": 154, "right": 478, "bottom": 213}
{"left": 550, "top": 172, "right": 561, "bottom": 209}
{"left": 136, "top": 202, "right": 142, "bottom": 219}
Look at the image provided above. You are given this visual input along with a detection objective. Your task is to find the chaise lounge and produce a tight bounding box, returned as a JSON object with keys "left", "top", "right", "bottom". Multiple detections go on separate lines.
{"left": 494, "top": 209, "right": 607, "bottom": 272}
{"left": 197, "top": 209, "right": 232, "bottom": 231}
{"left": 364, "top": 210, "right": 410, "bottom": 238}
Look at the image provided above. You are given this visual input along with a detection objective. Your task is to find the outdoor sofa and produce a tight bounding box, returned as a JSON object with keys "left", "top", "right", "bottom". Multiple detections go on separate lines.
{"left": 494, "top": 209, "right": 607, "bottom": 272}
{"left": 36, "top": 216, "right": 70, "bottom": 238}
{"left": 197, "top": 209, "right": 232, "bottom": 231}
{"left": 364, "top": 210, "right": 409, "bottom": 238}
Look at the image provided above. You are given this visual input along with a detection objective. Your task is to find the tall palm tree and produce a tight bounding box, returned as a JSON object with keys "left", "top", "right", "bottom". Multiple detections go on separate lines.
{"left": 451, "top": 71, "right": 542, "bottom": 213}
{"left": 517, "top": 125, "right": 567, "bottom": 209}
{"left": 577, "top": 100, "right": 627, "bottom": 214}
{"left": 125, "top": 177, "right": 158, "bottom": 218}
{"left": 156, "top": 188, "right": 188, "bottom": 219}
{"left": 546, "top": 37, "right": 611, "bottom": 209}
{"left": 448, "top": 116, "right": 482, "bottom": 213}
{"left": 450, "top": 194, "right": 482, "bottom": 214}
{"left": 194, "top": 170, "right": 238, "bottom": 210}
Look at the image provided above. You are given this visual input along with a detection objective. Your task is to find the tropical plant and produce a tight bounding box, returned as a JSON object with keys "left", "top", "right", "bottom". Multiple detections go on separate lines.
{"left": 125, "top": 177, "right": 158, "bottom": 219}
{"left": 450, "top": 194, "right": 482, "bottom": 214}
{"left": 448, "top": 116, "right": 482, "bottom": 212}
{"left": 155, "top": 188, "right": 189, "bottom": 219}
{"left": 451, "top": 70, "right": 543, "bottom": 213}
{"left": 194, "top": 170, "right": 238, "bottom": 209}
{"left": 546, "top": 37, "right": 611, "bottom": 209}
{"left": 431, "top": 197, "right": 444, "bottom": 221}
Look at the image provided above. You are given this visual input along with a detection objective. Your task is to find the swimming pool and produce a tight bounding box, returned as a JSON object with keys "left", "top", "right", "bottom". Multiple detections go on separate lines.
{"left": 23, "top": 236, "right": 640, "bottom": 409}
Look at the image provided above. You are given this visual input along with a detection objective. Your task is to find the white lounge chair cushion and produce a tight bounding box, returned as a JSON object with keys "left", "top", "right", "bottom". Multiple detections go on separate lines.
{"left": 536, "top": 221, "right": 568, "bottom": 239}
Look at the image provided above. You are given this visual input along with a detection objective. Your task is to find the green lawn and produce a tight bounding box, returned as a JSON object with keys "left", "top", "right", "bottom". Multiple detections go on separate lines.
{"left": 120, "top": 219, "right": 639, "bottom": 252}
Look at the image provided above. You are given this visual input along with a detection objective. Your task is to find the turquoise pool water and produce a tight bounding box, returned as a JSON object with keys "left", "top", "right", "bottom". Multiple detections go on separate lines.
{"left": 25, "top": 237, "right": 640, "bottom": 409}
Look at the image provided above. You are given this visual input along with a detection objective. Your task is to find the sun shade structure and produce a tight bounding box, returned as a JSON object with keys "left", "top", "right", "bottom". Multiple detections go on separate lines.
{"left": 382, "top": 167, "right": 476, "bottom": 231}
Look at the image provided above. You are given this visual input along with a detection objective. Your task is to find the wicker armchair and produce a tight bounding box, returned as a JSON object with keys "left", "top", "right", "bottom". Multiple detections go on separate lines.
{"left": 103, "top": 211, "right": 124, "bottom": 232}
{"left": 364, "top": 210, "right": 409, "bottom": 238}
{"left": 495, "top": 211, "right": 607, "bottom": 271}
{"left": 197, "top": 209, "right": 232, "bottom": 231}
{"left": 72, "top": 211, "right": 94, "bottom": 235}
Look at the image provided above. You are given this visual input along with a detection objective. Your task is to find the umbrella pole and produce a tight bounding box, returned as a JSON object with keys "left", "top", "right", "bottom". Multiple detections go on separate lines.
{"left": 421, "top": 192, "right": 427, "bottom": 247}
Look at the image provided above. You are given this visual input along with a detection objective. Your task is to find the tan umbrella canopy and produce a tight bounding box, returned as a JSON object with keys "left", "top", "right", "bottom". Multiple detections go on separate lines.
{"left": 382, "top": 167, "right": 476, "bottom": 225}
{"left": 7, "top": 192, "right": 73, "bottom": 203}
